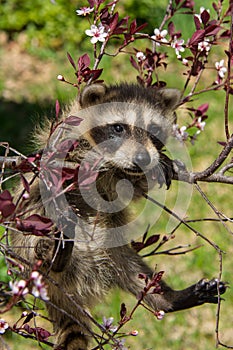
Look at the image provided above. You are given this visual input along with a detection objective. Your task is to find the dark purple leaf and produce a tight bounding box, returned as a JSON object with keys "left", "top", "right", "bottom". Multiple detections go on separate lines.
{"left": 225, "top": 3, "right": 233, "bottom": 17}
{"left": 201, "top": 9, "right": 210, "bottom": 25}
{"left": 78, "top": 54, "right": 91, "bottom": 72}
{"left": 221, "top": 30, "right": 231, "bottom": 38}
{"left": 109, "top": 12, "right": 119, "bottom": 32}
{"left": 55, "top": 99, "right": 60, "bottom": 120}
{"left": 16, "top": 157, "right": 37, "bottom": 173}
{"left": 16, "top": 214, "right": 54, "bottom": 236}
{"left": 22, "top": 312, "right": 34, "bottom": 325}
{"left": 135, "top": 22, "right": 147, "bottom": 33}
{"left": 150, "top": 271, "right": 164, "bottom": 286}
{"left": 168, "top": 21, "right": 175, "bottom": 36}
{"left": 83, "top": 68, "right": 103, "bottom": 82}
{"left": 62, "top": 166, "right": 79, "bottom": 183}
{"left": 204, "top": 24, "right": 221, "bottom": 36}
{"left": 88, "top": 0, "right": 95, "bottom": 7}
{"left": 20, "top": 174, "right": 30, "bottom": 194}
{"left": 0, "top": 190, "right": 16, "bottom": 218}
{"left": 55, "top": 139, "right": 79, "bottom": 157}
{"left": 212, "top": 2, "right": 218, "bottom": 13}
{"left": 130, "top": 56, "right": 139, "bottom": 71}
{"left": 120, "top": 303, "right": 127, "bottom": 319}
{"left": 189, "top": 29, "right": 205, "bottom": 47}
{"left": 197, "top": 103, "right": 209, "bottom": 115}
{"left": 67, "top": 52, "right": 76, "bottom": 70}
{"left": 131, "top": 241, "right": 145, "bottom": 252}
{"left": 112, "top": 16, "right": 129, "bottom": 34}
{"left": 23, "top": 324, "right": 51, "bottom": 341}
{"left": 78, "top": 162, "right": 99, "bottom": 188}
{"left": 194, "top": 14, "right": 201, "bottom": 30}
{"left": 181, "top": 0, "right": 194, "bottom": 9}
{"left": 64, "top": 115, "right": 83, "bottom": 126}
{"left": 217, "top": 141, "right": 227, "bottom": 147}
{"left": 145, "top": 235, "right": 160, "bottom": 247}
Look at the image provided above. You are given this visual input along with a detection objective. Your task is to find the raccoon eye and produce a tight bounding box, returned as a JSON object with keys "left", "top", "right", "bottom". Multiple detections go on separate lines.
{"left": 112, "top": 124, "right": 125, "bottom": 134}
{"left": 148, "top": 124, "right": 165, "bottom": 149}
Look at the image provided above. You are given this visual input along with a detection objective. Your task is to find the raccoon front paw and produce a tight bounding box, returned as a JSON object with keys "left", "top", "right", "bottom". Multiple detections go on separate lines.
{"left": 194, "top": 278, "right": 227, "bottom": 304}
{"left": 34, "top": 238, "right": 55, "bottom": 263}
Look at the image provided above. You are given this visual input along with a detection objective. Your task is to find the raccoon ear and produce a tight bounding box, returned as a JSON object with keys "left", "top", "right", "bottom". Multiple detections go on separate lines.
{"left": 79, "top": 84, "right": 106, "bottom": 108}
{"left": 158, "top": 88, "right": 181, "bottom": 112}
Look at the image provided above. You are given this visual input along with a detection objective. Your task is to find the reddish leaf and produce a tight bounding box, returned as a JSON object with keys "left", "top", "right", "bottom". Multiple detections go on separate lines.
{"left": 67, "top": 52, "right": 76, "bottom": 70}
{"left": 201, "top": 9, "right": 210, "bottom": 25}
{"left": 189, "top": 29, "right": 205, "bottom": 47}
{"left": 55, "top": 99, "right": 60, "bottom": 120}
{"left": 78, "top": 164, "right": 99, "bottom": 187}
{"left": 150, "top": 271, "right": 164, "bottom": 286}
{"left": 16, "top": 214, "right": 53, "bottom": 236}
{"left": 20, "top": 174, "right": 30, "bottom": 193}
{"left": 112, "top": 16, "right": 129, "bottom": 35}
{"left": 64, "top": 115, "right": 83, "bottom": 126}
{"left": 0, "top": 190, "right": 16, "bottom": 218}
{"left": 181, "top": 0, "right": 194, "bottom": 9}
{"left": 23, "top": 324, "right": 51, "bottom": 341}
{"left": 197, "top": 103, "right": 209, "bottom": 115}
{"left": 55, "top": 139, "right": 79, "bottom": 157}
{"left": 130, "top": 56, "right": 139, "bottom": 71}
{"left": 145, "top": 234, "right": 160, "bottom": 247}
{"left": 22, "top": 312, "right": 34, "bottom": 325}
{"left": 212, "top": 2, "right": 218, "bottom": 13}
{"left": 88, "top": 0, "right": 95, "bottom": 7}
{"left": 78, "top": 54, "right": 91, "bottom": 72}
{"left": 131, "top": 241, "right": 145, "bottom": 252}
{"left": 16, "top": 158, "right": 36, "bottom": 173}
{"left": 109, "top": 12, "right": 119, "bottom": 32}
{"left": 194, "top": 15, "right": 201, "bottom": 30}
{"left": 83, "top": 68, "right": 103, "bottom": 82}
{"left": 120, "top": 303, "right": 127, "bottom": 319}
{"left": 62, "top": 166, "right": 79, "bottom": 183}
{"left": 217, "top": 141, "right": 227, "bottom": 147}
{"left": 168, "top": 21, "right": 175, "bottom": 36}
{"left": 204, "top": 24, "right": 221, "bottom": 36}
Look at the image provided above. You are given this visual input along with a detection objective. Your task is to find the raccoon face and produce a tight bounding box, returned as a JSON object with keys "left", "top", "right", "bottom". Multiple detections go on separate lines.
{"left": 75, "top": 83, "right": 181, "bottom": 176}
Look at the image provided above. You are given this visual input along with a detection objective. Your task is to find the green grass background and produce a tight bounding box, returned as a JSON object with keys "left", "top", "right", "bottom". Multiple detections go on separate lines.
{"left": 0, "top": 0, "right": 232, "bottom": 349}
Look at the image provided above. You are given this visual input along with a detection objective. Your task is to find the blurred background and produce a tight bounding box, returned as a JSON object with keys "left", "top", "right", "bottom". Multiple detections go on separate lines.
{"left": 0, "top": 1, "right": 232, "bottom": 349}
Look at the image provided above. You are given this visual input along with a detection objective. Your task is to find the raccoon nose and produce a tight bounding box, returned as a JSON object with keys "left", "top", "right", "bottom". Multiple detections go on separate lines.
{"left": 133, "top": 151, "right": 151, "bottom": 167}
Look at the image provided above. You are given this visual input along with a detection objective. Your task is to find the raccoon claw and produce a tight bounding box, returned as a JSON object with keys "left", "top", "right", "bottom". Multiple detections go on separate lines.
{"left": 194, "top": 278, "right": 227, "bottom": 304}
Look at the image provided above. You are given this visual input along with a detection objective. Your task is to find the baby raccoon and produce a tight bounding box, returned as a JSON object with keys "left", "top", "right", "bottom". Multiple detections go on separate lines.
{"left": 11, "top": 83, "right": 226, "bottom": 350}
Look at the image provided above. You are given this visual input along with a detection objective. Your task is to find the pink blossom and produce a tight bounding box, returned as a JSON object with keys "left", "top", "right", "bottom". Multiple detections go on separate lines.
{"left": 130, "top": 330, "right": 139, "bottom": 336}
{"left": 155, "top": 310, "right": 165, "bottom": 320}
{"left": 9, "top": 280, "right": 29, "bottom": 296}
{"left": 57, "top": 74, "right": 65, "bottom": 81}
{"left": 76, "top": 7, "right": 94, "bottom": 16}
{"left": 151, "top": 28, "right": 168, "bottom": 46}
{"left": 196, "top": 117, "right": 206, "bottom": 131}
{"left": 215, "top": 60, "right": 227, "bottom": 79}
{"left": 0, "top": 319, "right": 9, "bottom": 334}
{"left": 171, "top": 37, "right": 185, "bottom": 58}
{"left": 85, "top": 24, "right": 108, "bottom": 44}
{"left": 136, "top": 51, "right": 146, "bottom": 61}
{"left": 102, "top": 316, "right": 118, "bottom": 332}
{"left": 182, "top": 58, "right": 189, "bottom": 66}
{"left": 31, "top": 271, "right": 49, "bottom": 301}
{"left": 173, "top": 124, "right": 189, "bottom": 142}
{"left": 198, "top": 40, "right": 211, "bottom": 52}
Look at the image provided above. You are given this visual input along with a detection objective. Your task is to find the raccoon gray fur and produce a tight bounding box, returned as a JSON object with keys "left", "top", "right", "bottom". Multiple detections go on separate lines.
{"left": 11, "top": 83, "right": 226, "bottom": 350}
